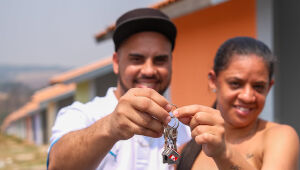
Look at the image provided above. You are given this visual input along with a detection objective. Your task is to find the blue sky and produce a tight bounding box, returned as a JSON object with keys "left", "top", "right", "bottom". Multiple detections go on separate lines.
{"left": 0, "top": 0, "right": 160, "bottom": 67}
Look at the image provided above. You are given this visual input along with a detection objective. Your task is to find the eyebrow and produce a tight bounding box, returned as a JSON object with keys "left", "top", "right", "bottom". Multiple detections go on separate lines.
{"left": 128, "top": 53, "right": 170, "bottom": 58}
{"left": 227, "top": 77, "right": 268, "bottom": 84}
{"left": 128, "top": 53, "right": 144, "bottom": 57}
{"left": 254, "top": 81, "right": 268, "bottom": 85}
{"left": 225, "top": 77, "right": 242, "bottom": 81}
{"left": 154, "top": 54, "right": 170, "bottom": 58}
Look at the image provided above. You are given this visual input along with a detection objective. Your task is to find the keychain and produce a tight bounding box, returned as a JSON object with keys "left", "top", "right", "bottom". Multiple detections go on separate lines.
{"left": 162, "top": 104, "right": 180, "bottom": 164}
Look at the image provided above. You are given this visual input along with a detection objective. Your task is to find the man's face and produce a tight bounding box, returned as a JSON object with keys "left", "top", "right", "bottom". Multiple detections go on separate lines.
{"left": 113, "top": 31, "right": 173, "bottom": 97}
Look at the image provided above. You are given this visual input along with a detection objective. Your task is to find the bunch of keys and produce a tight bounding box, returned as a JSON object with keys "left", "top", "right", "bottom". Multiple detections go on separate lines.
{"left": 162, "top": 104, "right": 180, "bottom": 164}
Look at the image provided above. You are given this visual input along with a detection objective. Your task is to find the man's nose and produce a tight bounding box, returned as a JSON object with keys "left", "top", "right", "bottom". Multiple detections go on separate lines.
{"left": 141, "top": 60, "right": 156, "bottom": 76}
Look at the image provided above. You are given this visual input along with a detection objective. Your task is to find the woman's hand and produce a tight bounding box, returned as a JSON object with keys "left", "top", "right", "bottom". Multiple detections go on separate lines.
{"left": 174, "top": 105, "right": 226, "bottom": 157}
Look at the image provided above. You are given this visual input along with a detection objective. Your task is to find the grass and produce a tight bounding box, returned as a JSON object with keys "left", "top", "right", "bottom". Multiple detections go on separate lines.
{"left": 0, "top": 133, "right": 47, "bottom": 170}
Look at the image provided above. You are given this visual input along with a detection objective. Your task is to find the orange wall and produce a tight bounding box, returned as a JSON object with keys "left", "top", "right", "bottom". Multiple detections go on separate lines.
{"left": 171, "top": 0, "right": 256, "bottom": 107}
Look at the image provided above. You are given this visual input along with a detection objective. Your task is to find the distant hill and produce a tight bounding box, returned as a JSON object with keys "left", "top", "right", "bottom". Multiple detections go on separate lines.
{"left": 0, "top": 65, "right": 70, "bottom": 126}
{"left": 0, "top": 65, "right": 69, "bottom": 90}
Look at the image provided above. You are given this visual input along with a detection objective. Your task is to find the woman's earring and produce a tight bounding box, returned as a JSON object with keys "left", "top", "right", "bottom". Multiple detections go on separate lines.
{"left": 212, "top": 89, "right": 217, "bottom": 93}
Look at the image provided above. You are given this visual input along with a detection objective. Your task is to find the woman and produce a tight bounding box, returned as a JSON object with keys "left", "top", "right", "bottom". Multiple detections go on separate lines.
{"left": 174, "top": 37, "right": 299, "bottom": 170}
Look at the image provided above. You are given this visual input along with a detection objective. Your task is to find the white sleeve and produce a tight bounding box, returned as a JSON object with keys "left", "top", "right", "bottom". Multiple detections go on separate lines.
{"left": 50, "top": 102, "right": 92, "bottom": 144}
{"left": 177, "top": 122, "right": 192, "bottom": 146}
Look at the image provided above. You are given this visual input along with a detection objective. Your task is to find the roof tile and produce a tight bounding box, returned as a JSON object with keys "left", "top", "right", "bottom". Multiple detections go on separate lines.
{"left": 95, "top": 0, "right": 179, "bottom": 41}
{"left": 50, "top": 57, "right": 112, "bottom": 84}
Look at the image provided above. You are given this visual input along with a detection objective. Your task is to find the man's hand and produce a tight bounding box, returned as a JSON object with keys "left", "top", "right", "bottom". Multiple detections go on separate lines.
{"left": 106, "top": 88, "right": 172, "bottom": 140}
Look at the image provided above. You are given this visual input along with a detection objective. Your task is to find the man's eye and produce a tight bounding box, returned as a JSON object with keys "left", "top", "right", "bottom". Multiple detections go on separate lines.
{"left": 154, "top": 56, "right": 168, "bottom": 65}
{"left": 130, "top": 57, "right": 143, "bottom": 63}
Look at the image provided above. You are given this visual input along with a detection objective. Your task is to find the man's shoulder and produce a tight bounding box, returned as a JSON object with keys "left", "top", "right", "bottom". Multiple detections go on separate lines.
{"left": 86, "top": 87, "right": 117, "bottom": 108}
{"left": 81, "top": 87, "right": 118, "bottom": 118}
{"left": 58, "top": 87, "right": 117, "bottom": 118}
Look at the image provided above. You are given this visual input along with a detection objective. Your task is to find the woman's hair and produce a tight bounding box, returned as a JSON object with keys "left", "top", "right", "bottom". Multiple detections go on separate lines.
{"left": 213, "top": 36, "right": 276, "bottom": 80}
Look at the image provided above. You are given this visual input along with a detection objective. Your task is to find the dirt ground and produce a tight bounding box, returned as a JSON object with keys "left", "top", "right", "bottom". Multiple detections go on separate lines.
{"left": 0, "top": 133, "right": 47, "bottom": 170}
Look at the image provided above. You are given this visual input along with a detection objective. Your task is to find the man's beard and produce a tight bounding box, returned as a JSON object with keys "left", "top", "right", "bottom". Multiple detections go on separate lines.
{"left": 118, "top": 74, "right": 170, "bottom": 95}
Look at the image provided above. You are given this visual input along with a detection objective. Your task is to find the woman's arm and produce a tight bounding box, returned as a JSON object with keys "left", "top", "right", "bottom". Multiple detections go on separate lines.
{"left": 261, "top": 125, "right": 299, "bottom": 170}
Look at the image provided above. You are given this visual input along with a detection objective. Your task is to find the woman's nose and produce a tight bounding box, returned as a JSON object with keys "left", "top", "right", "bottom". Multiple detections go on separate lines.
{"left": 238, "top": 85, "right": 256, "bottom": 103}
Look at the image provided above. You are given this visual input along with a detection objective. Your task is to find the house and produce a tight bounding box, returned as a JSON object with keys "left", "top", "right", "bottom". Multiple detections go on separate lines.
{"left": 50, "top": 57, "right": 116, "bottom": 103}
{"left": 2, "top": 56, "right": 116, "bottom": 144}
{"left": 2, "top": 83, "right": 75, "bottom": 145}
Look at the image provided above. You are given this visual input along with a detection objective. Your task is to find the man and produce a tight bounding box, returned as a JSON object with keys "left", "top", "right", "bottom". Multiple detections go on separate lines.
{"left": 47, "top": 8, "right": 190, "bottom": 170}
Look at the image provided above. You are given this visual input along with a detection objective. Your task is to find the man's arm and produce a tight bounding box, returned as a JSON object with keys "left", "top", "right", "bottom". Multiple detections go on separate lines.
{"left": 48, "top": 88, "right": 172, "bottom": 170}
{"left": 48, "top": 115, "right": 118, "bottom": 170}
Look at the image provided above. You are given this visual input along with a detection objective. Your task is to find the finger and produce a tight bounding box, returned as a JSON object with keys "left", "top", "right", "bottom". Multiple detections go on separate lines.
{"left": 128, "top": 95, "right": 171, "bottom": 125}
{"left": 125, "top": 119, "right": 163, "bottom": 138}
{"left": 173, "top": 104, "right": 217, "bottom": 118}
{"left": 189, "top": 112, "right": 220, "bottom": 130}
{"left": 112, "top": 108, "right": 163, "bottom": 139}
{"left": 128, "top": 88, "right": 172, "bottom": 112}
{"left": 191, "top": 125, "right": 216, "bottom": 139}
{"left": 177, "top": 117, "right": 192, "bottom": 125}
{"left": 127, "top": 109, "right": 164, "bottom": 134}
{"left": 194, "top": 133, "right": 216, "bottom": 145}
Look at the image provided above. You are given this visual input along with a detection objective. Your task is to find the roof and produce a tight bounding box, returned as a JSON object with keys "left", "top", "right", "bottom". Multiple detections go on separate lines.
{"left": 1, "top": 102, "right": 38, "bottom": 132}
{"left": 32, "top": 83, "right": 75, "bottom": 105}
{"left": 150, "top": 0, "right": 179, "bottom": 9}
{"left": 50, "top": 57, "right": 113, "bottom": 84}
{"left": 1, "top": 83, "right": 75, "bottom": 131}
{"left": 95, "top": 0, "right": 227, "bottom": 42}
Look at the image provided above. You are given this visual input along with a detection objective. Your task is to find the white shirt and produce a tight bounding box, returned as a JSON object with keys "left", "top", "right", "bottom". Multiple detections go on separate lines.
{"left": 49, "top": 87, "right": 191, "bottom": 170}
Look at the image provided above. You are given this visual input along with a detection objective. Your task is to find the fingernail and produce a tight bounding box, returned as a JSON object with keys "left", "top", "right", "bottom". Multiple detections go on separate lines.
{"left": 164, "top": 104, "right": 172, "bottom": 112}
{"left": 165, "top": 116, "right": 171, "bottom": 124}
{"left": 173, "top": 110, "right": 178, "bottom": 117}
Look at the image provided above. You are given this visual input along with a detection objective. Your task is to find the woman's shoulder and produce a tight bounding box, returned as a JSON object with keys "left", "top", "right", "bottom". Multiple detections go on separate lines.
{"left": 259, "top": 119, "right": 299, "bottom": 145}
{"left": 261, "top": 119, "right": 297, "bottom": 134}
{"left": 257, "top": 120, "right": 299, "bottom": 169}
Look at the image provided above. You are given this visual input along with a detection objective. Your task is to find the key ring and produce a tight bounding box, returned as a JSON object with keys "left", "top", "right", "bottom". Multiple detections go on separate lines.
{"left": 168, "top": 103, "right": 179, "bottom": 129}
{"left": 162, "top": 103, "right": 180, "bottom": 165}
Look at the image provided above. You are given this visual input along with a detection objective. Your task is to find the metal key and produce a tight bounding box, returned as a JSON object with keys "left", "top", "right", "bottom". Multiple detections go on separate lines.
{"left": 162, "top": 111, "right": 180, "bottom": 165}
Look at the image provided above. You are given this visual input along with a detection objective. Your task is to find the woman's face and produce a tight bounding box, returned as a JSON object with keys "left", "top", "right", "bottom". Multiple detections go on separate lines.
{"left": 211, "top": 54, "right": 273, "bottom": 128}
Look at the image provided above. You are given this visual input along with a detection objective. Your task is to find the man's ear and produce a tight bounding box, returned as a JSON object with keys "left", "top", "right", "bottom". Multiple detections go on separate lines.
{"left": 208, "top": 70, "right": 217, "bottom": 92}
{"left": 113, "top": 52, "right": 119, "bottom": 75}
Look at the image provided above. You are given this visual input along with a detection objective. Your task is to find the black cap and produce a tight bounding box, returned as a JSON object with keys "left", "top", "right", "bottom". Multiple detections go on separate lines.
{"left": 113, "top": 8, "right": 177, "bottom": 51}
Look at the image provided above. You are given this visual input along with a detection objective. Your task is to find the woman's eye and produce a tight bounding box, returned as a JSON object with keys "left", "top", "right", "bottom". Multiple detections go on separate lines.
{"left": 253, "top": 85, "right": 266, "bottom": 93}
{"left": 229, "top": 82, "right": 240, "bottom": 89}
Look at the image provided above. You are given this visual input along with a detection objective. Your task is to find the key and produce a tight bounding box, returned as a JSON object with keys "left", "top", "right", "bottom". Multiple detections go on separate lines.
{"left": 162, "top": 113, "right": 180, "bottom": 164}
